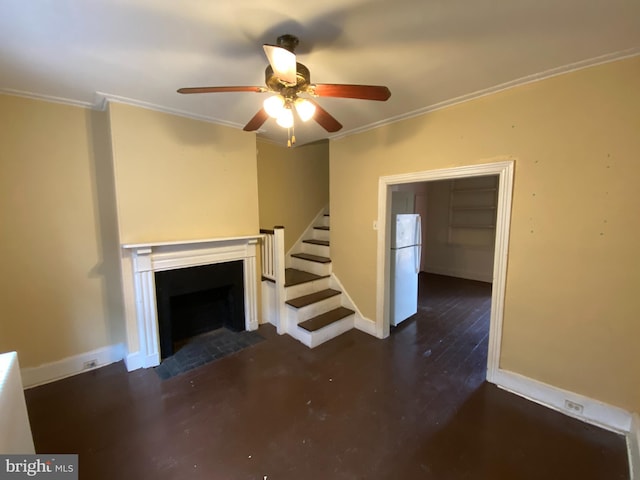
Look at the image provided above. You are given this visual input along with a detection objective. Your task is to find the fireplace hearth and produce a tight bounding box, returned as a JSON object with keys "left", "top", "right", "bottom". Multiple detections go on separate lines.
{"left": 155, "top": 261, "right": 245, "bottom": 358}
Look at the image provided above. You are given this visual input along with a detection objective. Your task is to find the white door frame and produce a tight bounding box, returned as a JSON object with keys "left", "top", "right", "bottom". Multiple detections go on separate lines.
{"left": 375, "top": 160, "right": 514, "bottom": 383}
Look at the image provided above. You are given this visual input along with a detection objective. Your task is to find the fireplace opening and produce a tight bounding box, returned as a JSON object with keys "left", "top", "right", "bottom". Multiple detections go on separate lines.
{"left": 155, "top": 261, "right": 245, "bottom": 359}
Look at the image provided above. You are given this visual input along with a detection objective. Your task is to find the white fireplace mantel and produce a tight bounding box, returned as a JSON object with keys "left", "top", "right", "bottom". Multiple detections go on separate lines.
{"left": 122, "top": 235, "right": 262, "bottom": 370}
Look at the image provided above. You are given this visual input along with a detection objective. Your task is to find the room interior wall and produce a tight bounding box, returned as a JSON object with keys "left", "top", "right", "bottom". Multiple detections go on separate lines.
{"left": 256, "top": 139, "right": 330, "bottom": 252}
{"left": 0, "top": 94, "right": 125, "bottom": 368}
{"left": 107, "top": 102, "right": 261, "bottom": 354}
{"left": 108, "top": 102, "right": 259, "bottom": 245}
{"left": 329, "top": 56, "right": 640, "bottom": 413}
{"left": 422, "top": 179, "right": 495, "bottom": 282}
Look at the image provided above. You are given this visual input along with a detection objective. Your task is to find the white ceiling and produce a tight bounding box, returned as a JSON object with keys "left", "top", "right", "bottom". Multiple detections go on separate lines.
{"left": 1, "top": 0, "right": 639, "bottom": 146}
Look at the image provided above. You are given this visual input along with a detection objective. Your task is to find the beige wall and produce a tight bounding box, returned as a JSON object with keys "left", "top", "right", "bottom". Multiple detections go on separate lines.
{"left": 330, "top": 57, "right": 640, "bottom": 412}
{"left": 108, "top": 103, "right": 259, "bottom": 244}
{"left": 0, "top": 95, "right": 125, "bottom": 367}
{"left": 0, "top": 97, "right": 261, "bottom": 368}
{"left": 256, "top": 139, "right": 329, "bottom": 251}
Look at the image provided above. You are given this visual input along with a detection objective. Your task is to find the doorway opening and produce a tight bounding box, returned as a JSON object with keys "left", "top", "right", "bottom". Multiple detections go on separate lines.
{"left": 376, "top": 161, "right": 514, "bottom": 383}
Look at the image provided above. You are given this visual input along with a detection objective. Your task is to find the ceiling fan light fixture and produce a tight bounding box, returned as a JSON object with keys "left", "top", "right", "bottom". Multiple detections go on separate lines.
{"left": 178, "top": 35, "right": 390, "bottom": 143}
{"left": 263, "top": 45, "right": 297, "bottom": 84}
{"left": 275, "top": 107, "right": 294, "bottom": 129}
{"left": 263, "top": 95, "right": 285, "bottom": 118}
{"left": 294, "top": 98, "right": 316, "bottom": 122}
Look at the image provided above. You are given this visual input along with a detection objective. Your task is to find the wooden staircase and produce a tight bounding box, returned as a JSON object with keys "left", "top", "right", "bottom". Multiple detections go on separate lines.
{"left": 283, "top": 214, "right": 355, "bottom": 347}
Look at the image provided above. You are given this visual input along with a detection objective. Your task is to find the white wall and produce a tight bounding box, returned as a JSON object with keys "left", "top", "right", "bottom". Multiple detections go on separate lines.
{"left": 421, "top": 178, "right": 496, "bottom": 282}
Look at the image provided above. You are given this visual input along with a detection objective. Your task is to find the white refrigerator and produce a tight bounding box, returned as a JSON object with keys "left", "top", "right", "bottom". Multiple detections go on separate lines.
{"left": 390, "top": 214, "right": 422, "bottom": 326}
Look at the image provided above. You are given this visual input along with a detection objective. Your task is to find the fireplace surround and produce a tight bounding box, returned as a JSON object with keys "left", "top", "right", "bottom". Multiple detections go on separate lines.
{"left": 122, "top": 235, "right": 261, "bottom": 370}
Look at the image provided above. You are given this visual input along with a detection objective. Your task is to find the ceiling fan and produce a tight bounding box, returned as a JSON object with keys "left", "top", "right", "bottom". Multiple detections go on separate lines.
{"left": 177, "top": 34, "right": 391, "bottom": 145}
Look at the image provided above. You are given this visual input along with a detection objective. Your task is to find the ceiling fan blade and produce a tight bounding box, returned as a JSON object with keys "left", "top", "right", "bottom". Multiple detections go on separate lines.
{"left": 177, "top": 86, "right": 264, "bottom": 94}
{"left": 307, "top": 99, "right": 342, "bottom": 133}
{"left": 243, "top": 108, "right": 269, "bottom": 132}
{"left": 263, "top": 44, "right": 297, "bottom": 84}
{"left": 312, "top": 84, "right": 391, "bottom": 101}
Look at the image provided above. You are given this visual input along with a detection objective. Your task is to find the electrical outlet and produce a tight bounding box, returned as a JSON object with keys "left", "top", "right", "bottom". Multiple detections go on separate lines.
{"left": 83, "top": 359, "right": 98, "bottom": 370}
{"left": 564, "top": 399, "right": 584, "bottom": 415}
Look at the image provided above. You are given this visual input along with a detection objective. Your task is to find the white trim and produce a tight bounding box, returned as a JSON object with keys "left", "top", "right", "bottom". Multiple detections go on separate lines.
{"left": 123, "top": 351, "right": 144, "bottom": 372}
{"left": 493, "top": 369, "right": 632, "bottom": 434}
{"left": 20, "top": 344, "right": 126, "bottom": 389}
{"left": 354, "top": 317, "right": 377, "bottom": 336}
{"left": 629, "top": 413, "right": 640, "bottom": 480}
{"left": 122, "top": 234, "right": 262, "bottom": 250}
{"left": 122, "top": 236, "right": 261, "bottom": 370}
{"left": 95, "top": 92, "right": 249, "bottom": 130}
{"left": 330, "top": 273, "right": 376, "bottom": 336}
{"left": 330, "top": 48, "right": 640, "bottom": 141}
{"left": 0, "top": 88, "right": 95, "bottom": 109}
{"left": 376, "top": 160, "right": 514, "bottom": 384}
{"left": 285, "top": 207, "right": 329, "bottom": 268}
{"left": 424, "top": 266, "right": 492, "bottom": 283}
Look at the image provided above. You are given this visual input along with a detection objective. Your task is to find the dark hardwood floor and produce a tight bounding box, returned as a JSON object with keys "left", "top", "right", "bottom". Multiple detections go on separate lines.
{"left": 25, "top": 273, "right": 628, "bottom": 479}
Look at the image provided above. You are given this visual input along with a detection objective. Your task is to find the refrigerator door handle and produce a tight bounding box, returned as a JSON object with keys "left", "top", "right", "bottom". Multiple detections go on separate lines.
{"left": 414, "top": 215, "right": 421, "bottom": 274}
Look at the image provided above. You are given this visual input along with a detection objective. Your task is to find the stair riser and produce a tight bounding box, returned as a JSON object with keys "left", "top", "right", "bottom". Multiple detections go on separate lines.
{"left": 308, "top": 315, "right": 355, "bottom": 348}
{"left": 286, "top": 295, "right": 342, "bottom": 323}
{"left": 320, "top": 215, "right": 330, "bottom": 228}
{"left": 301, "top": 242, "right": 330, "bottom": 257}
{"left": 312, "top": 228, "right": 330, "bottom": 242}
{"left": 290, "top": 257, "right": 332, "bottom": 276}
{"left": 285, "top": 277, "right": 331, "bottom": 300}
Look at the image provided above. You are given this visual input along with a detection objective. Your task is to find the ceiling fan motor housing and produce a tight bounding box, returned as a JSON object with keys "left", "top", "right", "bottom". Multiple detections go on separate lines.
{"left": 265, "top": 62, "right": 311, "bottom": 97}
{"left": 276, "top": 34, "right": 299, "bottom": 53}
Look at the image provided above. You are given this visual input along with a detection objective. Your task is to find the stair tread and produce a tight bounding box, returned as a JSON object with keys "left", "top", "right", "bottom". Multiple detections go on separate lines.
{"left": 314, "top": 226, "right": 330, "bottom": 231}
{"left": 284, "top": 268, "right": 329, "bottom": 287}
{"left": 299, "top": 307, "right": 355, "bottom": 332}
{"left": 286, "top": 288, "right": 341, "bottom": 308}
{"left": 291, "top": 252, "right": 331, "bottom": 264}
{"left": 303, "top": 239, "right": 330, "bottom": 246}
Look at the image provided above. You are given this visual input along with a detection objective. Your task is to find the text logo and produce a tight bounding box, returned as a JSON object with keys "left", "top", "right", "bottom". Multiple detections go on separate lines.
{"left": 0, "top": 455, "right": 77, "bottom": 479}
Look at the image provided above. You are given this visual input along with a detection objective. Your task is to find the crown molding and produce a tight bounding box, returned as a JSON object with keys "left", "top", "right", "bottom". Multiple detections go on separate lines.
{"left": 329, "top": 47, "right": 640, "bottom": 142}
{"left": 93, "top": 92, "right": 246, "bottom": 130}
{"left": 0, "top": 88, "right": 95, "bottom": 109}
{"left": 3, "top": 47, "right": 638, "bottom": 143}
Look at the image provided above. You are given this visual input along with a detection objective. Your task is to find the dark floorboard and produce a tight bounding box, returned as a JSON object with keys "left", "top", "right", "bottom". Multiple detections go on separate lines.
{"left": 24, "top": 273, "right": 628, "bottom": 479}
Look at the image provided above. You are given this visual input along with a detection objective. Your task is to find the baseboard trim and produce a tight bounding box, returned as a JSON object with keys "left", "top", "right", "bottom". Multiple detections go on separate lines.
{"left": 492, "top": 369, "right": 632, "bottom": 434}
{"left": 354, "top": 316, "right": 377, "bottom": 336}
{"left": 628, "top": 413, "right": 640, "bottom": 480}
{"left": 21, "top": 344, "right": 125, "bottom": 388}
{"left": 124, "top": 351, "right": 144, "bottom": 372}
{"left": 424, "top": 266, "right": 492, "bottom": 283}
{"left": 330, "top": 273, "right": 378, "bottom": 338}
{"left": 124, "top": 350, "right": 160, "bottom": 372}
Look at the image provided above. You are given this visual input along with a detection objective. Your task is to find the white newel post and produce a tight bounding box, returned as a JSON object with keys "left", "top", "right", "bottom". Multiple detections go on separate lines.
{"left": 273, "top": 227, "right": 287, "bottom": 335}
{"left": 123, "top": 235, "right": 262, "bottom": 371}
